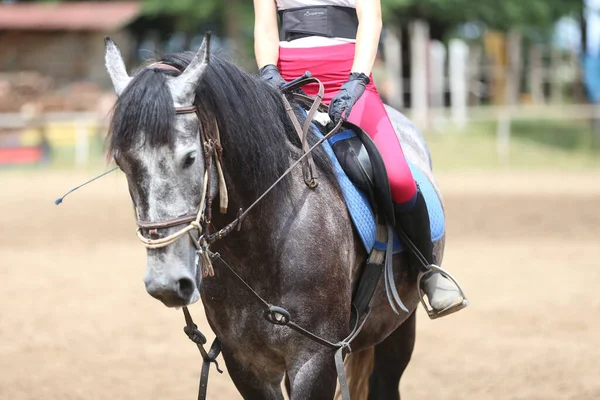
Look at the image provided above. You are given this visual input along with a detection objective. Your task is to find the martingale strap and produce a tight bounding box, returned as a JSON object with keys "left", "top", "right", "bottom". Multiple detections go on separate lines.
{"left": 189, "top": 251, "right": 374, "bottom": 400}
{"left": 181, "top": 214, "right": 392, "bottom": 400}
{"left": 182, "top": 307, "right": 223, "bottom": 400}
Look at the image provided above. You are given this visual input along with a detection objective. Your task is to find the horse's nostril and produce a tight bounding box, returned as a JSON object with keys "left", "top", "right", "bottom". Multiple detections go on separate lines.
{"left": 177, "top": 278, "right": 195, "bottom": 298}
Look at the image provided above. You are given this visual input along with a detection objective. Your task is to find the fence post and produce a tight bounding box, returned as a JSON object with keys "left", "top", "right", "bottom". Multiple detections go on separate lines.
{"left": 529, "top": 45, "right": 544, "bottom": 105}
{"left": 429, "top": 40, "right": 446, "bottom": 130}
{"left": 550, "top": 48, "right": 563, "bottom": 104}
{"left": 496, "top": 29, "right": 521, "bottom": 163}
{"left": 410, "top": 19, "right": 429, "bottom": 129}
{"left": 449, "top": 39, "right": 469, "bottom": 130}
{"left": 383, "top": 26, "right": 403, "bottom": 110}
{"left": 468, "top": 44, "right": 483, "bottom": 107}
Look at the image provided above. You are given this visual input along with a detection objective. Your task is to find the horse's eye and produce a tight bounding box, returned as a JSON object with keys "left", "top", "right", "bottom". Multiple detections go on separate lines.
{"left": 183, "top": 152, "right": 196, "bottom": 168}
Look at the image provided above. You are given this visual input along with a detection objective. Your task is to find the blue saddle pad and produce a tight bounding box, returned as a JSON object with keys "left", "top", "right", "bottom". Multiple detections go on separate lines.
{"left": 315, "top": 128, "right": 445, "bottom": 254}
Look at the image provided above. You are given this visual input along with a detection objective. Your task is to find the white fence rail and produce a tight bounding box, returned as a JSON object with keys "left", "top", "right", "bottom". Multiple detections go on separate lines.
{"left": 0, "top": 103, "right": 597, "bottom": 167}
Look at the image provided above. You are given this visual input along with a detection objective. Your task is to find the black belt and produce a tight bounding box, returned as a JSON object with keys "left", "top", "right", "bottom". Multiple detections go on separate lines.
{"left": 278, "top": 6, "right": 358, "bottom": 42}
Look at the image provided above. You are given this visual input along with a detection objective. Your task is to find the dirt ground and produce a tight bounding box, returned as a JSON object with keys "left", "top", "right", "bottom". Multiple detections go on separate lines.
{"left": 1, "top": 169, "right": 598, "bottom": 400}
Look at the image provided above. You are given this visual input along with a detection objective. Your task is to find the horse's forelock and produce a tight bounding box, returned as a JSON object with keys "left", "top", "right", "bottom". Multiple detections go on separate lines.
{"left": 108, "top": 68, "right": 177, "bottom": 156}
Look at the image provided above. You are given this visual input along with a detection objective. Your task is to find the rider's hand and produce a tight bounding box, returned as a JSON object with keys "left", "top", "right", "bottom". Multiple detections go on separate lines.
{"left": 259, "top": 64, "right": 288, "bottom": 89}
{"left": 328, "top": 72, "right": 370, "bottom": 124}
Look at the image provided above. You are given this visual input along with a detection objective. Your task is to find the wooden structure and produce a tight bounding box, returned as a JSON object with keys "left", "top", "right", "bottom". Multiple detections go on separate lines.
{"left": 0, "top": 1, "right": 141, "bottom": 88}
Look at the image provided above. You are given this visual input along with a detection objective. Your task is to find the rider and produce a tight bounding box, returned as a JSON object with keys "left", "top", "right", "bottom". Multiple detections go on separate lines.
{"left": 253, "top": 0, "right": 467, "bottom": 318}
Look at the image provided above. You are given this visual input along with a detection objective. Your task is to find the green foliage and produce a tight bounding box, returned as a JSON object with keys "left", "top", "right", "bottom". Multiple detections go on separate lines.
{"left": 382, "top": 0, "right": 582, "bottom": 32}
{"left": 142, "top": 0, "right": 220, "bottom": 23}
{"left": 23, "top": 0, "right": 583, "bottom": 35}
{"left": 21, "top": 0, "right": 584, "bottom": 60}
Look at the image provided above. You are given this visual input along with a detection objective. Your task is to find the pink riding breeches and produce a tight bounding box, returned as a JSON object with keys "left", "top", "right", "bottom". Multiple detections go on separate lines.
{"left": 278, "top": 43, "right": 417, "bottom": 206}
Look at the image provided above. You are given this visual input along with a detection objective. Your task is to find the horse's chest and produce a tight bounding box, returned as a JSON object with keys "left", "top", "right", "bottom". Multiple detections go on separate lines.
{"left": 203, "top": 297, "right": 287, "bottom": 372}
{"left": 215, "top": 312, "right": 287, "bottom": 375}
{"left": 226, "top": 337, "right": 286, "bottom": 377}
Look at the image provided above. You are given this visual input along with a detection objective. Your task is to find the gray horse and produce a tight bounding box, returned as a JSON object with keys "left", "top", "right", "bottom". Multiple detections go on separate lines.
{"left": 104, "top": 35, "right": 450, "bottom": 399}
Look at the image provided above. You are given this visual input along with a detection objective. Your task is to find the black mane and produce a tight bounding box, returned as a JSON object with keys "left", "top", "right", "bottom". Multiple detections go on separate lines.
{"left": 108, "top": 51, "right": 334, "bottom": 197}
{"left": 108, "top": 67, "right": 176, "bottom": 154}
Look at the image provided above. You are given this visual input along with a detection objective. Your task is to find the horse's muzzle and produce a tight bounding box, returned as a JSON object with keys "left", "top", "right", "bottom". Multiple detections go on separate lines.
{"left": 145, "top": 276, "right": 198, "bottom": 307}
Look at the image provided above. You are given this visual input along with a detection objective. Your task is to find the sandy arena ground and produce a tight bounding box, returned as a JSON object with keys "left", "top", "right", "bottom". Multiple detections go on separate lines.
{"left": 1, "top": 170, "right": 598, "bottom": 399}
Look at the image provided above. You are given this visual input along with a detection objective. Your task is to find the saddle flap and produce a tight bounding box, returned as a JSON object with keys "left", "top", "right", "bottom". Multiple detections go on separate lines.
{"left": 329, "top": 132, "right": 373, "bottom": 192}
{"left": 330, "top": 121, "right": 395, "bottom": 225}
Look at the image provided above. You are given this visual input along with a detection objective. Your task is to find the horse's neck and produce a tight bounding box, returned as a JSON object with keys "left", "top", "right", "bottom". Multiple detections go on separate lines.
{"left": 208, "top": 159, "right": 306, "bottom": 278}
{"left": 202, "top": 204, "right": 284, "bottom": 326}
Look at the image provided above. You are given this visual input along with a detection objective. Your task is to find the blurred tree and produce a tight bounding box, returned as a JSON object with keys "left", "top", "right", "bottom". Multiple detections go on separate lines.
{"left": 18, "top": 0, "right": 584, "bottom": 64}
{"left": 19, "top": 0, "right": 583, "bottom": 38}
{"left": 142, "top": 0, "right": 255, "bottom": 67}
{"left": 381, "top": 0, "right": 584, "bottom": 40}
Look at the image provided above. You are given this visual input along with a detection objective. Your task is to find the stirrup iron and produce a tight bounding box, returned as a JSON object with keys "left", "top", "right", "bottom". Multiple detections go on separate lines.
{"left": 417, "top": 264, "right": 469, "bottom": 320}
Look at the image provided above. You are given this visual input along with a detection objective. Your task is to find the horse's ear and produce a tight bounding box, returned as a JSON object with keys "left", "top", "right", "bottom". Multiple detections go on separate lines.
{"left": 104, "top": 37, "right": 132, "bottom": 96}
{"left": 171, "top": 32, "right": 211, "bottom": 104}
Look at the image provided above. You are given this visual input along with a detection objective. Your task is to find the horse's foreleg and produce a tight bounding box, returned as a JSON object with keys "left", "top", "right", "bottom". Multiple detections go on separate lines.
{"left": 286, "top": 350, "right": 338, "bottom": 400}
{"left": 368, "top": 310, "right": 417, "bottom": 400}
{"left": 222, "top": 347, "right": 285, "bottom": 400}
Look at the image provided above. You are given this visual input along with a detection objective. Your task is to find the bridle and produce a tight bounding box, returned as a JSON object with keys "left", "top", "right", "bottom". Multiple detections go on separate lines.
{"left": 133, "top": 63, "right": 228, "bottom": 277}
{"left": 134, "top": 64, "right": 339, "bottom": 278}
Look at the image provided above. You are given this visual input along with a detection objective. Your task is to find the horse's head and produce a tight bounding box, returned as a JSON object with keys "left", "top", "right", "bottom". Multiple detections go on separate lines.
{"left": 104, "top": 36, "right": 216, "bottom": 308}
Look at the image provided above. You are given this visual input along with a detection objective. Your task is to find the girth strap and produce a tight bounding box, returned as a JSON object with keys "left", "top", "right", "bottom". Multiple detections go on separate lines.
{"left": 197, "top": 339, "right": 222, "bottom": 400}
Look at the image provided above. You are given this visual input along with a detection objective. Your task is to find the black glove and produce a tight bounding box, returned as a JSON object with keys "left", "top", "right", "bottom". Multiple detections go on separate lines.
{"left": 328, "top": 72, "right": 370, "bottom": 124}
{"left": 259, "top": 64, "right": 288, "bottom": 89}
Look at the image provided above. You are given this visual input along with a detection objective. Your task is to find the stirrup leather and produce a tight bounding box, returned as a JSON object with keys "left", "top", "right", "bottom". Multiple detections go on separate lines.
{"left": 417, "top": 264, "right": 469, "bottom": 320}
